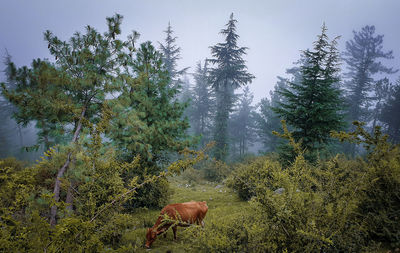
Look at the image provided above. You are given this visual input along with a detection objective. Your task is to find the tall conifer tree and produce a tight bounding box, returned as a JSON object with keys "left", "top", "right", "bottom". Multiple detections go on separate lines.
{"left": 230, "top": 86, "right": 256, "bottom": 157}
{"left": 109, "top": 41, "right": 191, "bottom": 169}
{"left": 208, "top": 13, "right": 254, "bottom": 161}
{"left": 343, "top": 25, "right": 397, "bottom": 124}
{"left": 256, "top": 76, "right": 288, "bottom": 152}
{"left": 2, "top": 14, "right": 137, "bottom": 225}
{"left": 380, "top": 77, "right": 400, "bottom": 143}
{"left": 0, "top": 54, "right": 31, "bottom": 158}
{"left": 273, "top": 24, "right": 344, "bottom": 153}
{"left": 159, "top": 22, "right": 189, "bottom": 90}
{"left": 372, "top": 78, "right": 393, "bottom": 130}
{"left": 108, "top": 42, "right": 192, "bottom": 208}
{"left": 190, "top": 60, "right": 215, "bottom": 147}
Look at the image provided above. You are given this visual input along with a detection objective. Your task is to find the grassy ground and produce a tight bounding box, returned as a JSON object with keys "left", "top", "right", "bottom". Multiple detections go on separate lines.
{"left": 125, "top": 179, "right": 248, "bottom": 253}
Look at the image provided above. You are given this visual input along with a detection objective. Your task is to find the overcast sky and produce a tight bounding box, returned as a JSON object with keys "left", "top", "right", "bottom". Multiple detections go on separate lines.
{"left": 1, "top": 0, "right": 399, "bottom": 104}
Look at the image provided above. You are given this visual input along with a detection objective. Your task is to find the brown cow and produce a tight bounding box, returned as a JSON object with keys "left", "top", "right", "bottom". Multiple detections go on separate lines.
{"left": 145, "top": 201, "right": 208, "bottom": 248}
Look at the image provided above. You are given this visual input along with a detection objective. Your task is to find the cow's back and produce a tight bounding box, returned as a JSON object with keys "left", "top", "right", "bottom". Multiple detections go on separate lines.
{"left": 161, "top": 201, "right": 207, "bottom": 224}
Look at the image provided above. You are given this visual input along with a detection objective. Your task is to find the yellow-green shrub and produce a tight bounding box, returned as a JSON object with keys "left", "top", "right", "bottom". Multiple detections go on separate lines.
{"left": 224, "top": 123, "right": 399, "bottom": 251}
{"left": 127, "top": 177, "right": 171, "bottom": 210}
{"left": 226, "top": 156, "right": 280, "bottom": 200}
{"left": 226, "top": 154, "right": 375, "bottom": 252}
{"left": 184, "top": 206, "right": 255, "bottom": 252}
{"left": 201, "top": 159, "right": 231, "bottom": 182}
{"left": 179, "top": 166, "right": 203, "bottom": 184}
{"left": 333, "top": 123, "right": 400, "bottom": 248}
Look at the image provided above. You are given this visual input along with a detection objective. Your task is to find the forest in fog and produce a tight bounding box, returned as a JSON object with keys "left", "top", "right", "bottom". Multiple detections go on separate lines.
{"left": 0, "top": 2, "right": 399, "bottom": 252}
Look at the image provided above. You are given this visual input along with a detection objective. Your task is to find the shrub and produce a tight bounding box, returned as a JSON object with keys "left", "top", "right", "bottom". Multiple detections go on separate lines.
{"left": 201, "top": 159, "right": 231, "bottom": 182}
{"left": 225, "top": 122, "right": 399, "bottom": 251}
{"left": 179, "top": 166, "right": 203, "bottom": 185}
{"left": 127, "top": 177, "right": 171, "bottom": 210}
{"left": 184, "top": 206, "right": 255, "bottom": 252}
{"left": 226, "top": 156, "right": 280, "bottom": 200}
{"left": 98, "top": 213, "right": 140, "bottom": 248}
{"left": 333, "top": 123, "right": 400, "bottom": 248}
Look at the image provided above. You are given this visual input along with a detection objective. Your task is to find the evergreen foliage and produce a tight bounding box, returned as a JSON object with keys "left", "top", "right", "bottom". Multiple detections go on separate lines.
{"left": 1, "top": 10, "right": 400, "bottom": 252}
{"left": 159, "top": 22, "right": 189, "bottom": 90}
{"left": 224, "top": 121, "right": 400, "bottom": 252}
{"left": 109, "top": 41, "right": 191, "bottom": 168}
{"left": 333, "top": 122, "right": 400, "bottom": 247}
{"left": 379, "top": 78, "right": 400, "bottom": 143}
{"left": 273, "top": 24, "right": 345, "bottom": 155}
{"left": 256, "top": 77, "right": 288, "bottom": 152}
{"left": 1, "top": 58, "right": 71, "bottom": 150}
{"left": 343, "top": 25, "right": 397, "bottom": 125}
{"left": 0, "top": 54, "right": 39, "bottom": 159}
{"left": 230, "top": 86, "right": 256, "bottom": 157}
{"left": 208, "top": 13, "right": 254, "bottom": 161}
{"left": 256, "top": 66, "right": 302, "bottom": 153}
{"left": 179, "top": 75, "right": 193, "bottom": 104}
{"left": 372, "top": 78, "right": 393, "bottom": 130}
{"left": 178, "top": 75, "right": 193, "bottom": 127}
{"left": 0, "top": 110, "right": 207, "bottom": 251}
{"left": 190, "top": 60, "right": 215, "bottom": 147}
{"left": 342, "top": 26, "right": 398, "bottom": 156}
{"left": 1, "top": 14, "right": 192, "bottom": 224}
{"left": 108, "top": 41, "right": 192, "bottom": 208}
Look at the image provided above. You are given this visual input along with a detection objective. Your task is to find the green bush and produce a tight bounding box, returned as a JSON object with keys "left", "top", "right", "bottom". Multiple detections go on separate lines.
{"left": 179, "top": 166, "right": 203, "bottom": 184}
{"left": 340, "top": 124, "right": 400, "bottom": 248}
{"left": 98, "top": 213, "right": 141, "bottom": 248}
{"left": 227, "top": 154, "right": 373, "bottom": 252}
{"left": 184, "top": 206, "right": 255, "bottom": 252}
{"left": 126, "top": 177, "right": 171, "bottom": 210}
{"left": 224, "top": 123, "right": 399, "bottom": 252}
{"left": 201, "top": 159, "right": 231, "bottom": 182}
{"left": 226, "top": 156, "right": 280, "bottom": 200}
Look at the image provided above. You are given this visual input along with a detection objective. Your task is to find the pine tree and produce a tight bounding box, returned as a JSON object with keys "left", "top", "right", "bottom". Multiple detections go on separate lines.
{"left": 108, "top": 41, "right": 192, "bottom": 208}
{"left": 190, "top": 60, "right": 215, "bottom": 147}
{"left": 256, "top": 77, "right": 288, "bottom": 152}
{"left": 2, "top": 58, "right": 70, "bottom": 151}
{"left": 159, "top": 22, "right": 189, "bottom": 90}
{"left": 0, "top": 54, "right": 28, "bottom": 158}
{"left": 179, "top": 75, "right": 192, "bottom": 103}
{"left": 256, "top": 66, "right": 302, "bottom": 152}
{"left": 178, "top": 74, "right": 193, "bottom": 123}
{"left": 208, "top": 13, "right": 254, "bottom": 161}
{"left": 372, "top": 78, "right": 393, "bottom": 130}
{"left": 1, "top": 14, "right": 137, "bottom": 225}
{"left": 109, "top": 41, "right": 191, "bottom": 168}
{"left": 273, "top": 24, "right": 344, "bottom": 153}
{"left": 343, "top": 25, "right": 397, "bottom": 124}
{"left": 380, "top": 77, "right": 400, "bottom": 143}
{"left": 230, "top": 86, "right": 256, "bottom": 157}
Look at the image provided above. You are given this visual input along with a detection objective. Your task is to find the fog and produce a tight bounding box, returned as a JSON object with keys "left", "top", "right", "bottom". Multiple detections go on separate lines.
{"left": 1, "top": 0, "right": 399, "bottom": 103}
{"left": 1, "top": 3, "right": 400, "bottom": 250}
{"left": 1, "top": 0, "right": 399, "bottom": 160}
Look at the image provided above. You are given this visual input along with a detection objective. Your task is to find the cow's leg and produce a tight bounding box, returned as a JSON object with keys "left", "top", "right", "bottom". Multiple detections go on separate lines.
{"left": 157, "top": 224, "right": 170, "bottom": 238}
{"left": 201, "top": 220, "right": 205, "bottom": 227}
{"left": 172, "top": 226, "right": 177, "bottom": 240}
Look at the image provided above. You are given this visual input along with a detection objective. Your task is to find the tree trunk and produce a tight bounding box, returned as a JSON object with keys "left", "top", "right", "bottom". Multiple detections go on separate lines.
{"left": 50, "top": 107, "right": 86, "bottom": 226}
{"left": 65, "top": 181, "right": 74, "bottom": 213}
{"left": 66, "top": 157, "right": 77, "bottom": 213}
{"left": 213, "top": 82, "right": 232, "bottom": 161}
{"left": 17, "top": 124, "right": 23, "bottom": 147}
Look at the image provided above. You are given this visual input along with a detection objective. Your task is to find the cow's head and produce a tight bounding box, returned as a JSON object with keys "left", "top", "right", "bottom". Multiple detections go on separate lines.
{"left": 145, "top": 228, "right": 157, "bottom": 248}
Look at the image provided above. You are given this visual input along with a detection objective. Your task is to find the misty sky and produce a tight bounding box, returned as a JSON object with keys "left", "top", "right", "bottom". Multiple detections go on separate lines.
{"left": 1, "top": 0, "right": 399, "bottom": 104}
